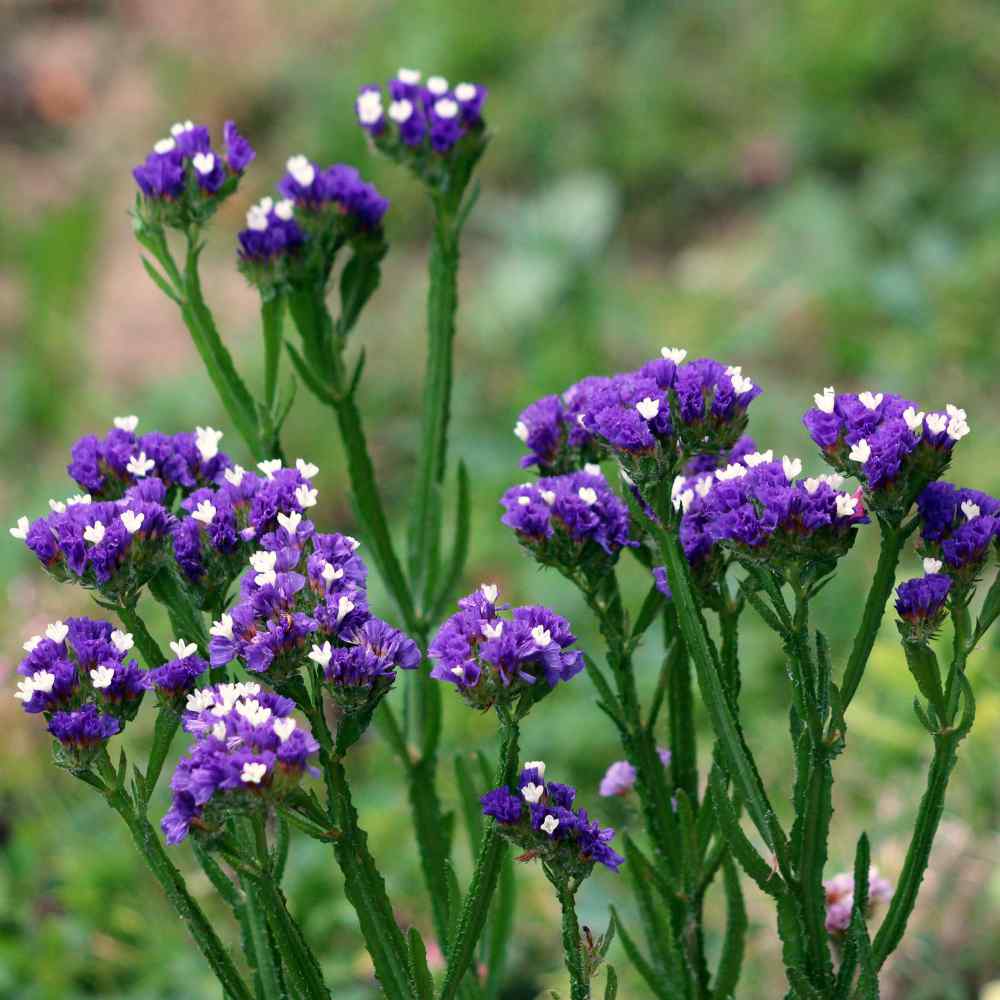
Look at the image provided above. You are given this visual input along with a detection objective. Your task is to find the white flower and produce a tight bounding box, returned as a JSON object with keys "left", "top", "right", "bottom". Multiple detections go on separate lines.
{"left": 923, "top": 557, "right": 943, "bottom": 575}
{"left": 695, "top": 476, "right": 714, "bottom": 499}
{"left": 451, "top": 665, "right": 465, "bottom": 677}
{"left": 257, "top": 459, "right": 282, "bottom": 480}
{"left": 9, "top": 516, "right": 29, "bottom": 540}
{"left": 48, "top": 499, "right": 66, "bottom": 513}
{"left": 539, "top": 489, "right": 556, "bottom": 505}
{"left": 345, "top": 536, "right": 361, "bottom": 550}
{"left": 481, "top": 621, "right": 503, "bottom": 639}
{"left": 744, "top": 450, "right": 773, "bottom": 468}
{"left": 670, "top": 475, "right": 687, "bottom": 509}
{"left": 531, "top": 625, "right": 552, "bottom": 647}
{"left": 320, "top": 562, "right": 344, "bottom": 584}
{"left": 114, "top": 415, "right": 139, "bottom": 432}
{"left": 357, "top": 89, "right": 384, "bottom": 125}
{"left": 212, "top": 721, "right": 227, "bottom": 741}
{"left": 246, "top": 205, "right": 269, "bottom": 231}
{"left": 274, "top": 199, "right": 294, "bottom": 221}
{"left": 521, "top": 783, "right": 544, "bottom": 804}
{"left": 961, "top": 500, "right": 981, "bottom": 520}
{"left": 209, "top": 614, "right": 234, "bottom": 641}
{"left": 803, "top": 478, "right": 821, "bottom": 495}
{"left": 454, "top": 82, "right": 477, "bottom": 101}
{"left": 274, "top": 718, "right": 297, "bottom": 742}
{"left": 308, "top": 642, "right": 333, "bottom": 669}
{"left": 946, "top": 404, "right": 967, "bottom": 422}
{"left": 540, "top": 815, "right": 560, "bottom": 836}
{"left": 111, "top": 629, "right": 134, "bottom": 653}
{"left": 731, "top": 373, "right": 754, "bottom": 394}
{"left": 858, "top": 391, "right": 883, "bottom": 411}
{"left": 127, "top": 452, "right": 155, "bottom": 477}
{"left": 513, "top": 420, "right": 529, "bottom": 442}
{"left": 191, "top": 152, "right": 215, "bottom": 176}
{"left": 578, "top": 487, "right": 598, "bottom": 506}
{"left": 236, "top": 699, "right": 272, "bottom": 727}
{"left": 903, "top": 407, "right": 925, "bottom": 433}
{"left": 783, "top": 456, "right": 802, "bottom": 481}
{"left": 286, "top": 155, "right": 315, "bottom": 187}
{"left": 481, "top": 583, "right": 499, "bottom": 604}
{"left": 295, "top": 484, "right": 318, "bottom": 508}
{"left": 66, "top": 494, "right": 91, "bottom": 506}
{"left": 170, "top": 639, "right": 198, "bottom": 659}
{"left": 848, "top": 440, "right": 871, "bottom": 464}
{"left": 23, "top": 635, "right": 42, "bottom": 652}
{"left": 170, "top": 120, "right": 194, "bottom": 135}
{"left": 83, "top": 521, "right": 106, "bottom": 545}
{"left": 677, "top": 489, "right": 694, "bottom": 513}
{"left": 46, "top": 621, "right": 69, "bottom": 644}
{"left": 241, "top": 762, "right": 268, "bottom": 785}
{"left": 250, "top": 550, "right": 278, "bottom": 587}
{"left": 947, "top": 416, "right": 970, "bottom": 441}
{"left": 434, "top": 98, "right": 459, "bottom": 119}
{"left": 820, "top": 473, "right": 844, "bottom": 490}
{"left": 516, "top": 495, "right": 531, "bottom": 506}
{"left": 192, "top": 501, "right": 216, "bottom": 526}
{"left": 584, "top": 463, "right": 602, "bottom": 477}
{"left": 30, "top": 670, "right": 55, "bottom": 694}
{"left": 121, "top": 510, "right": 145, "bottom": 534}
{"left": 814, "top": 386, "right": 836, "bottom": 414}
{"left": 187, "top": 689, "right": 216, "bottom": 712}
{"left": 336, "top": 595, "right": 355, "bottom": 623}
{"left": 277, "top": 511, "right": 302, "bottom": 535}
{"left": 153, "top": 137, "right": 176, "bottom": 155}
{"left": 835, "top": 494, "right": 859, "bottom": 518}
{"left": 90, "top": 665, "right": 115, "bottom": 689}
{"left": 224, "top": 465, "right": 246, "bottom": 487}
{"left": 194, "top": 426, "right": 224, "bottom": 461}
{"left": 660, "top": 347, "right": 687, "bottom": 364}
{"left": 427, "top": 75, "right": 449, "bottom": 95}
{"left": 635, "top": 397, "right": 660, "bottom": 420}
{"left": 524, "top": 760, "right": 546, "bottom": 776}
{"left": 296, "top": 458, "right": 319, "bottom": 480}
{"left": 715, "top": 463, "right": 748, "bottom": 482}
{"left": 389, "top": 99, "right": 414, "bottom": 123}
{"left": 397, "top": 68, "right": 421, "bottom": 84}
{"left": 925, "top": 413, "right": 947, "bottom": 435}
{"left": 620, "top": 468, "right": 634, "bottom": 486}
{"left": 14, "top": 678, "right": 35, "bottom": 702}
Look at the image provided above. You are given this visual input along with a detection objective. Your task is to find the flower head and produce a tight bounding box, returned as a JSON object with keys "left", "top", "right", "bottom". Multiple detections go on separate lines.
{"left": 824, "top": 868, "right": 893, "bottom": 935}
{"left": 916, "top": 482, "right": 1000, "bottom": 590}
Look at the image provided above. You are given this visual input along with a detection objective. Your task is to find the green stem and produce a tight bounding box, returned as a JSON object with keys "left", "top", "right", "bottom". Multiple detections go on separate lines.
{"left": 261, "top": 294, "right": 285, "bottom": 413}
{"left": 104, "top": 788, "right": 253, "bottom": 1000}
{"left": 553, "top": 880, "right": 590, "bottom": 1000}
{"left": 943, "top": 601, "right": 971, "bottom": 723}
{"left": 438, "top": 716, "right": 520, "bottom": 1000}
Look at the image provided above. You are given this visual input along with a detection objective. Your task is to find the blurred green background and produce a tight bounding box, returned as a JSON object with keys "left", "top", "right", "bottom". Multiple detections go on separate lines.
{"left": 1, "top": 1, "right": 999, "bottom": 997}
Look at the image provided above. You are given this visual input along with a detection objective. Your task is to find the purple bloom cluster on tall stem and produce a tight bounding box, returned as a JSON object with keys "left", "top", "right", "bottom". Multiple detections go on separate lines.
{"left": 429, "top": 585, "right": 584, "bottom": 712}
{"left": 915, "top": 481, "right": 1000, "bottom": 586}
{"left": 824, "top": 870, "right": 893, "bottom": 935}
{"left": 162, "top": 681, "right": 319, "bottom": 844}
{"left": 482, "top": 762, "right": 623, "bottom": 875}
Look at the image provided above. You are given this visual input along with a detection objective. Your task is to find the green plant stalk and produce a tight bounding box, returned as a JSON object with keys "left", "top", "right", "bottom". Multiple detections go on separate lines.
{"left": 101, "top": 784, "right": 253, "bottom": 1000}
{"left": 438, "top": 716, "right": 520, "bottom": 1000}
{"left": 553, "top": 879, "right": 590, "bottom": 1000}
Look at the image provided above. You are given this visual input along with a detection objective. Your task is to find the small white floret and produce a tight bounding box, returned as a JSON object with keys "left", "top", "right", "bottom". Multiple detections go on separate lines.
{"left": 286, "top": 155, "right": 316, "bottom": 187}
{"left": 66, "top": 494, "right": 92, "bottom": 506}
{"left": 127, "top": 451, "right": 155, "bottom": 477}
{"left": 961, "top": 500, "right": 981, "bottom": 520}
{"left": 49, "top": 499, "right": 66, "bottom": 513}
{"left": 320, "top": 561, "right": 344, "bottom": 584}
{"left": 191, "top": 152, "right": 215, "bottom": 176}
{"left": 23, "top": 635, "right": 42, "bottom": 652}
{"left": 241, "top": 762, "right": 268, "bottom": 785}
{"left": 679, "top": 489, "right": 695, "bottom": 513}
{"left": 635, "top": 397, "right": 660, "bottom": 421}
{"left": 274, "top": 199, "right": 294, "bottom": 221}
{"left": 250, "top": 550, "right": 278, "bottom": 588}
{"left": 835, "top": 494, "right": 859, "bottom": 518}
{"left": 295, "top": 484, "right": 318, "bottom": 509}
{"left": 903, "top": 407, "right": 925, "bottom": 433}
{"left": 114, "top": 415, "right": 139, "bottom": 432}
{"left": 925, "top": 413, "right": 947, "bottom": 435}
{"left": 427, "top": 75, "right": 449, "bottom": 95}
{"left": 212, "top": 721, "right": 227, "bottom": 741}
{"left": 192, "top": 501, "right": 216, "bottom": 526}
{"left": 481, "top": 583, "right": 499, "bottom": 604}
{"left": 389, "top": 99, "right": 414, "bottom": 123}
{"left": 345, "top": 536, "right": 361, "bottom": 550}
{"left": 450, "top": 665, "right": 465, "bottom": 677}
{"left": 277, "top": 510, "right": 302, "bottom": 536}
{"left": 715, "top": 463, "right": 748, "bottom": 482}
{"left": 9, "top": 516, "right": 29, "bottom": 540}
{"left": 91, "top": 665, "right": 115, "bottom": 689}
{"left": 209, "top": 614, "right": 234, "bottom": 641}
{"left": 454, "top": 83, "right": 477, "bottom": 102}
{"left": 194, "top": 426, "right": 223, "bottom": 461}
{"left": 170, "top": 639, "right": 198, "bottom": 660}
{"left": 848, "top": 440, "right": 871, "bottom": 464}
{"left": 584, "top": 463, "right": 602, "bottom": 477}
{"left": 531, "top": 625, "right": 552, "bottom": 647}
{"left": 434, "top": 98, "right": 459, "bottom": 120}
{"left": 295, "top": 458, "right": 319, "bottom": 479}
{"left": 357, "top": 90, "right": 384, "bottom": 125}
{"left": 803, "top": 478, "right": 821, "bottom": 495}
{"left": 516, "top": 495, "right": 531, "bottom": 506}
{"left": 695, "top": 476, "right": 713, "bottom": 499}
{"left": 783, "top": 456, "right": 802, "bottom": 481}
{"left": 744, "top": 450, "right": 773, "bottom": 468}
{"left": 481, "top": 621, "right": 503, "bottom": 640}
{"left": 224, "top": 465, "right": 246, "bottom": 487}
{"left": 336, "top": 595, "right": 355, "bottom": 623}
{"left": 946, "top": 403, "right": 967, "bottom": 422}
{"left": 923, "top": 557, "right": 943, "bottom": 575}
{"left": 540, "top": 815, "right": 560, "bottom": 836}
{"left": 308, "top": 642, "right": 333, "bottom": 669}
{"left": 521, "top": 783, "right": 544, "bottom": 804}
{"left": 153, "top": 137, "right": 176, "bottom": 154}
{"left": 121, "top": 510, "right": 145, "bottom": 534}
{"left": 46, "top": 621, "right": 69, "bottom": 644}
{"left": 31, "top": 670, "right": 56, "bottom": 694}
{"left": 947, "top": 417, "right": 970, "bottom": 441}
{"left": 14, "top": 678, "right": 35, "bottom": 702}
{"left": 257, "top": 459, "right": 282, "bottom": 480}
{"left": 578, "top": 487, "right": 598, "bottom": 506}
{"left": 814, "top": 386, "right": 836, "bottom": 414}
{"left": 524, "top": 760, "right": 546, "bottom": 776}
{"left": 513, "top": 420, "right": 529, "bottom": 442}
{"left": 187, "top": 689, "right": 215, "bottom": 712}
{"left": 820, "top": 473, "right": 844, "bottom": 490}
{"left": 274, "top": 718, "right": 297, "bottom": 742}
{"left": 660, "top": 347, "right": 687, "bottom": 364}
{"left": 246, "top": 205, "right": 269, "bottom": 231}
{"left": 397, "top": 68, "right": 421, "bottom": 85}
{"left": 858, "top": 391, "right": 883, "bottom": 411}
{"left": 83, "top": 521, "right": 106, "bottom": 545}
{"left": 539, "top": 489, "right": 556, "bottom": 506}
{"left": 731, "top": 373, "right": 754, "bottom": 395}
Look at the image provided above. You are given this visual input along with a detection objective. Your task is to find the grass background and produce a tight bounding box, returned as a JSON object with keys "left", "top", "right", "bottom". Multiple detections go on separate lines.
{"left": 1, "top": 1, "right": 998, "bottom": 996}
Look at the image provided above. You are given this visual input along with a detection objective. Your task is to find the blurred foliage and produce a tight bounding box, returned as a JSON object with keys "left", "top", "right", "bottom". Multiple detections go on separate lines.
{"left": 1, "top": 0, "right": 999, "bottom": 997}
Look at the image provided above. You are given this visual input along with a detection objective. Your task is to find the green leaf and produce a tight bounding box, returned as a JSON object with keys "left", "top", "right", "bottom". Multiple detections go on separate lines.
{"left": 338, "top": 242, "right": 387, "bottom": 337}
{"left": 603, "top": 965, "right": 619, "bottom": 1000}
{"left": 285, "top": 339, "right": 336, "bottom": 404}
{"left": 431, "top": 461, "right": 471, "bottom": 622}
{"left": 454, "top": 754, "right": 484, "bottom": 856}
{"left": 712, "top": 857, "right": 747, "bottom": 1000}
{"left": 899, "top": 634, "right": 945, "bottom": 716}
{"left": 140, "top": 255, "right": 181, "bottom": 303}
{"left": 409, "top": 927, "right": 435, "bottom": 1000}
{"left": 972, "top": 567, "right": 1000, "bottom": 644}
{"left": 483, "top": 847, "right": 515, "bottom": 1000}
{"left": 795, "top": 752, "right": 834, "bottom": 987}
{"left": 629, "top": 583, "right": 665, "bottom": 643}
{"left": 786, "top": 968, "right": 825, "bottom": 1000}
{"left": 408, "top": 754, "right": 453, "bottom": 946}
{"left": 607, "top": 907, "right": 673, "bottom": 1000}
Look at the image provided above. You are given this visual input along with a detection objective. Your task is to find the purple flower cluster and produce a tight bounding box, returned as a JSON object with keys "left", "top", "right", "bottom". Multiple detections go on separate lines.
{"left": 429, "top": 586, "right": 583, "bottom": 711}
{"left": 162, "top": 682, "right": 319, "bottom": 844}
{"left": 16, "top": 483, "right": 173, "bottom": 603}
{"left": 67, "top": 419, "right": 232, "bottom": 500}
{"left": 144, "top": 640, "right": 209, "bottom": 704}
{"left": 237, "top": 195, "right": 306, "bottom": 264}
{"left": 481, "top": 762, "right": 623, "bottom": 874}
{"left": 356, "top": 69, "right": 488, "bottom": 155}
{"left": 895, "top": 572, "right": 951, "bottom": 629}
{"left": 14, "top": 618, "right": 144, "bottom": 762}
{"left": 824, "top": 869, "right": 893, "bottom": 935}
{"left": 500, "top": 468, "right": 635, "bottom": 559}
{"left": 598, "top": 748, "right": 671, "bottom": 797}
{"left": 133, "top": 120, "right": 253, "bottom": 204}
{"left": 803, "top": 389, "right": 970, "bottom": 501}
{"left": 514, "top": 350, "right": 761, "bottom": 475}
{"left": 669, "top": 451, "right": 869, "bottom": 570}
{"left": 916, "top": 482, "right": 1000, "bottom": 579}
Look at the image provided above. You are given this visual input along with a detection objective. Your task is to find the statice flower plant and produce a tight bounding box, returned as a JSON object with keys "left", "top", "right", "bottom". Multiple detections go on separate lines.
{"left": 8, "top": 71, "right": 998, "bottom": 1000}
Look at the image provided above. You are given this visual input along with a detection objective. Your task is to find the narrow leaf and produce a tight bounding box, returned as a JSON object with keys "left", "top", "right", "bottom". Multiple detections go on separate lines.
{"left": 712, "top": 857, "right": 747, "bottom": 1000}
